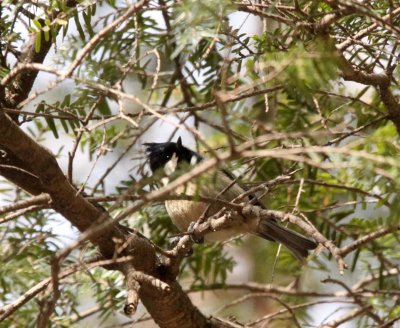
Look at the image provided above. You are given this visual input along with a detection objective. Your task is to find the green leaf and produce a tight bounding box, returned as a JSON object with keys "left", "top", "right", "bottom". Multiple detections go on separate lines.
{"left": 35, "top": 102, "right": 45, "bottom": 113}
{"left": 60, "top": 117, "right": 69, "bottom": 133}
{"left": 62, "top": 22, "right": 69, "bottom": 39}
{"left": 351, "top": 248, "right": 361, "bottom": 272}
{"left": 61, "top": 94, "right": 71, "bottom": 108}
{"left": 91, "top": 4, "right": 97, "bottom": 16}
{"left": 82, "top": 11, "right": 94, "bottom": 37}
{"left": 0, "top": 67, "right": 9, "bottom": 79}
{"left": 74, "top": 13, "right": 85, "bottom": 42}
{"left": 44, "top": 113, "right": 59, "bottom": 139}
{"left": 33, "top": 19, "right": 42, "bottom": 30}
{"left": 97, "top": 99, "right": 111, "bottom": 115}
{"left": 68, "top": 117, "right": 78, "bottom": 134}
{"left": 379, "top": 261, "right": 384, "bottom": 289}
{"left": 35, "top": 32, "right": 42, "bottom": 53}
{"left": 43, "top": 26, "right": 50, "bottom": 42}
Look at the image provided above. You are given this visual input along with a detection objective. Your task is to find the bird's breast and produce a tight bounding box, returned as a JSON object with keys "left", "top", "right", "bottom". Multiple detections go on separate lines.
{"left": 165, "top": 174, "right": 252, "bottom": 241}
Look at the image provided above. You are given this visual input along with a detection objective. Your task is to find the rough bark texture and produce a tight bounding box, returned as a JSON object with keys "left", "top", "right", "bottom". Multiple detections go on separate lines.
{"left": 140, "top": 282, "right": 211, "bottom": 328}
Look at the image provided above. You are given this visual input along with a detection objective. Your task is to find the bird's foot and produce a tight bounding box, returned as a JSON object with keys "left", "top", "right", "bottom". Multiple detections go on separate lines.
{"left": 188, "top": 221, "right": 204, "bottom": 244}
{"left": 169, "top": 236, "right": 180, "bottom": 249}
{"left": 169, "top": 236, "right": 193, "bottom": 257}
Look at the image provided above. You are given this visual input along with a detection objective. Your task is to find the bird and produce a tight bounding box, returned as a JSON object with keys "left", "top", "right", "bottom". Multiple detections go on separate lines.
{"left": 144, "top": 137, "right": 317, "bottom": 259}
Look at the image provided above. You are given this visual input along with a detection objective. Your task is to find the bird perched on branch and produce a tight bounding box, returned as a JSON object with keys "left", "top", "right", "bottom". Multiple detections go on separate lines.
{"left": 144, "top": 137, "right": 317, "bottom": 259}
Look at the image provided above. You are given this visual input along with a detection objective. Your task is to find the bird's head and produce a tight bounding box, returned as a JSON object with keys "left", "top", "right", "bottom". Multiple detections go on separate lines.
{"left": 144, "top": 137, "right": 202, "bottom": 175}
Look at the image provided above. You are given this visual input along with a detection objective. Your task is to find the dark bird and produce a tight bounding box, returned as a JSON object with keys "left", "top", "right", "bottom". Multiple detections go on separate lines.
{"left": 144, "top": 137, "right": 317, "bottom": 259}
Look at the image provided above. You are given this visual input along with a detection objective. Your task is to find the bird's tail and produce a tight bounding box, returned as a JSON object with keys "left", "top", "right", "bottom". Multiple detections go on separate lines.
{"left": 257, "top": 218, "right": 317, "bottom": 260}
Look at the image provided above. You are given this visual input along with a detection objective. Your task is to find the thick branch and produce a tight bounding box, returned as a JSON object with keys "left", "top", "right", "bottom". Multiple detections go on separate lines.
{"left": 0, "top": 109, "right": 232, "bottom": 327}
{"left": 0, "top": 148, "right": 44, "bottom": 195}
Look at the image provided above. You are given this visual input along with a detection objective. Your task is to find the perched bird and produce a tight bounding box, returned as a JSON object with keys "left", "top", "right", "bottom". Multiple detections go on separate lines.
{"left": 144, "top": 137, "right": 317, "bottom": 259}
